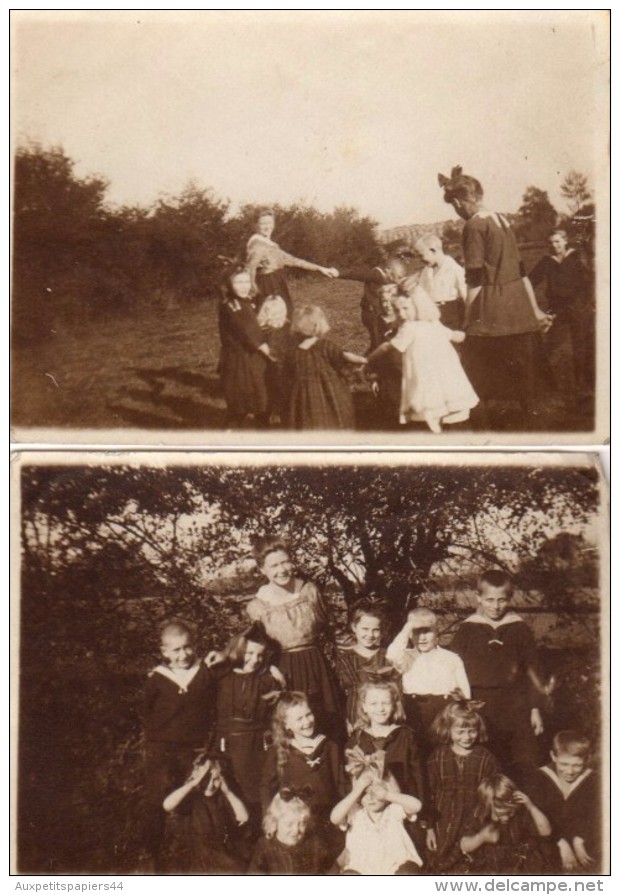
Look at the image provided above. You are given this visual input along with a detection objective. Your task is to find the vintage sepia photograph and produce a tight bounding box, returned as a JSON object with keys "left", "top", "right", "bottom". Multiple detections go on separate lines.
{"left": 12, "top": 452, "right": 608, "bottom": 875}
{"left": 9, "top": 10, "right": 609, "bottom": 444}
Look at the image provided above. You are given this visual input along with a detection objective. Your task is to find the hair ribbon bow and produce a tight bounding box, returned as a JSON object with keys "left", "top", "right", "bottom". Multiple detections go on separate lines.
{"left": 344, "top": 746, "right": 386, "bottom": 780}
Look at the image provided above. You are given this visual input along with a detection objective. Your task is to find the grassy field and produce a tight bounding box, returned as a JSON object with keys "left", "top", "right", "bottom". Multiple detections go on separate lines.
{"left": 11, "top": 262, "right": 595, "bottom": 432}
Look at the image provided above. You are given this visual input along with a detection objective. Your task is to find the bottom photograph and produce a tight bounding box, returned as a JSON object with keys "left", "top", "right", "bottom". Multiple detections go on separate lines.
{"left": 12, "top": 451, "right": 608, "bottom": 876}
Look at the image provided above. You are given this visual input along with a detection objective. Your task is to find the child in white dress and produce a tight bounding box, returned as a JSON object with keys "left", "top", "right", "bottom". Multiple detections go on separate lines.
{"left": 331, "top": 752, "right": 423, "bottom": 875}
{"left": 369, "top": 285, "right": 478, "bottom": 433}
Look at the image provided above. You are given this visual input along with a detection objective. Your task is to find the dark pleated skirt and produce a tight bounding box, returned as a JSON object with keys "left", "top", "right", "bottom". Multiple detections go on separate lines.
{"left": 256, "top": 269, "right": 293, "bottom": 317}
{"left": 462, "top": 332, "right": 537, "bottom": 403}
{"left": 280, "top": 646, "right": 340, "bottom": 714}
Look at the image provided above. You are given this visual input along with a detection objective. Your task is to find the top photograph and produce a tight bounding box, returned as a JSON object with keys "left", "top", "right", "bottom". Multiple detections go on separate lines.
{"left": 10, "top": 10, "right": 610, "bottom": 445}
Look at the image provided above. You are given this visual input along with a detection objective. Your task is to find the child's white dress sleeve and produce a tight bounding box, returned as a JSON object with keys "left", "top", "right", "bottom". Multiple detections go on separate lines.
{"left": 389, "top": 321, "right": 417, "bottom": 354}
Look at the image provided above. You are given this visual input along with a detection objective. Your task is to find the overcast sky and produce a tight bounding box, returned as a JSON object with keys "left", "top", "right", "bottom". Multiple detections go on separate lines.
{"left": 12, "top": 10, "right": 608, "bottom": 228}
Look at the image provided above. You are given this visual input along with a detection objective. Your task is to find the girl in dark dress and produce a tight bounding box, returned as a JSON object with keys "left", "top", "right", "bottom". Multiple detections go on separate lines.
{"left": 437, "top": 166, "right": 552, "bottom": 428}
{"left": 218, "top": 267, "right": 272, "bottom": 427}
{"left": 260, "top": 691, "right": 345, "bottom": 860}
{"left": 334, "top": 601, "right": 397, "bottom": 733}
{"left": 425, "top": 702, "right": 499, "bottom": 872}
{"left": 163, "top": 756, "right": 248, "bottom": 874}
{"left": 210, "top": 623, "right": 283, "bottom": 834}
{"left": 460, "top": 773, "right": 552, "bottom": 874}
{"left": 256, "top": 292, "right": 293, "bottom": 424}
{"left": 284, "top": 304, "right": 367, "bottom": 430}
{"left": 249, "top": 791, "right": 331, "bottom": 875}
{"left": 346, "top": 680, "right": 427, "bottom": 857}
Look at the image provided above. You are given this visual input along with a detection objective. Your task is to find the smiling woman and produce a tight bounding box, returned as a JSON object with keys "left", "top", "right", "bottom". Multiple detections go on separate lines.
{"left": 245, "top": 535, "right": 342, "bottom": 740}
{"left": 245, "top": 209, "right": 337, "bottom": 316}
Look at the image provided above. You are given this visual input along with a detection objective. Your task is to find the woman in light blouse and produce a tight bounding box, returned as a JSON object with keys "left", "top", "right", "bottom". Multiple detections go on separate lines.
{"left": 245, "top": 208, "right": 337, "bottom": 317}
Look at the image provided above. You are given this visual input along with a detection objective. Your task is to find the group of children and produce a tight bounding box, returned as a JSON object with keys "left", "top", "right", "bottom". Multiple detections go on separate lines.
{"left": 218, "top": 234, "right": 481, "bottom": 433}
{"left": 142, "top": 548, "right": 601, "bottom": 876}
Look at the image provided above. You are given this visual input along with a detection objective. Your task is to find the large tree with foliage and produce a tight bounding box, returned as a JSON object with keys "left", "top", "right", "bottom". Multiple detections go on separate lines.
{"left": 560, "top": 170, "right": 592, "bottom": 217}
{"left": 516, "top": 186, "right": 558, "bottom": 242}
{"left": 17, "top": 459, "right": 602, "bottom": 873}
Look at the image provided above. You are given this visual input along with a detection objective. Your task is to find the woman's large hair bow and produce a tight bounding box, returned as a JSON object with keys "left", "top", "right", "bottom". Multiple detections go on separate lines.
{"left": 344, "top": 746, "right": 386, "bottom": 780}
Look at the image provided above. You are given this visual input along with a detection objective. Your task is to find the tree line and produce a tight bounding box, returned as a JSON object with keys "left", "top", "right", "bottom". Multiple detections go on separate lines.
{"left": 18, "top": 461, "right": 601, "bottom": 872}
{"left": 12, "top": 142, "right": 382, "bottom": 343}
{"left": 13, "top": 141, "right": 594, "bottom": 345}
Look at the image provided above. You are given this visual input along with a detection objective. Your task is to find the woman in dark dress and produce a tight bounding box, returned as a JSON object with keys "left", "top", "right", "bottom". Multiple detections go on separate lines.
{"left": 218, "top": 267, "right": 271, "bottom": 427}
{"left": 437, "top": 166, "right": 552, "bottom": 428}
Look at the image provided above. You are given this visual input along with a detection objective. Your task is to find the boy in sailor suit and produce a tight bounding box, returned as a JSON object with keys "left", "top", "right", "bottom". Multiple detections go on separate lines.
{"left": 142, "top": 620, "right": 213, "bottom": 869}
{"left": 450, "top": 570, "right": 549, "bottom": 783}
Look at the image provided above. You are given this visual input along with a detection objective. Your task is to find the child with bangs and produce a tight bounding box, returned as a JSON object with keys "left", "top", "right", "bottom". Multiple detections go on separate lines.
{"left": 425, "top": 701, "right": 499, "bottom": 872}
{"left": 346, "top": 680, "right": 427, "bottom": 840}
{"left": 248, "top": 790, "right": 331, "bottom": 875}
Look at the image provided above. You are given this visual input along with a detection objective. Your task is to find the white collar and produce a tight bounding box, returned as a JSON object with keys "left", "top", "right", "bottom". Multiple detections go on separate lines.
{"left": 151, "top": 663, "right": 201, "bottom": 691}
{"left": 540, "top": 764, "right": 592, "bottom": 797}
{"left": 291, "top": 734, "right": 326, "bottom": 754}
{"left": 464, "top": 611, "right": 524, "bottom": 630}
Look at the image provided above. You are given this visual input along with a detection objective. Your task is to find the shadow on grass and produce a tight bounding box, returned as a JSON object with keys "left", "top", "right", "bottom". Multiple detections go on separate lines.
{"left": 108, "top": 365, "right": 228, "bottom": 429}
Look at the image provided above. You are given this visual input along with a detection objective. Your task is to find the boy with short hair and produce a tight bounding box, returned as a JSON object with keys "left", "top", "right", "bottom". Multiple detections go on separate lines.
{"left": 414, "top": 234, "right": 466, "bottom": 331}
{"left": 524, "top": 730, "right": 601, "bottom": 872}
{"left": 142, "top": 619, "right": 213, "bottom": 870}
{"left": 450, "top": 570, "right": 548, "bottom": 781}
{"left": 387, "top": 607, "right": 471, "bottom": 750}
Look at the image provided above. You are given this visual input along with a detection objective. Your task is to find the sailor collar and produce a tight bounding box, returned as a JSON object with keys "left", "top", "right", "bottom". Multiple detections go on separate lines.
{"left": 463, "top": 611, "right": 524, "bottom": 630}
{"left": 150, "top": 662, "right": 202, "bottom": 692}
{"left": 540, "top": 764, "right": 592, "bottom": 798}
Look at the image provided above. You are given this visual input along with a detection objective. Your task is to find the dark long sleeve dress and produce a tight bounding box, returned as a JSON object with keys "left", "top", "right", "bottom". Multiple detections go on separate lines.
{"left": 427, "top": 744, "right": 499, "bottom": 872}
{"left": 284, "top": 337, "right": 356, "bottom": 430}
{"left": 218, "top": 295, "right": 268, "bottom": 421}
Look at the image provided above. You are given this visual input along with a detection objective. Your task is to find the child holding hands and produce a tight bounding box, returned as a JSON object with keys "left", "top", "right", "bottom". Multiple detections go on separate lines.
{"left": 284, "top": 304, "right": 367, "bottom": 429}
{"left": 460, "top": 773, "right": 551, "bottom": 874}
{"left": 368, "top": 288, "right": 478, "bottom": 433}
{"left": 414, "top": 234, "right": 467, "bottom": 331}
{"left": 331, "top": 752, "right": 423, "bottom": 874}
